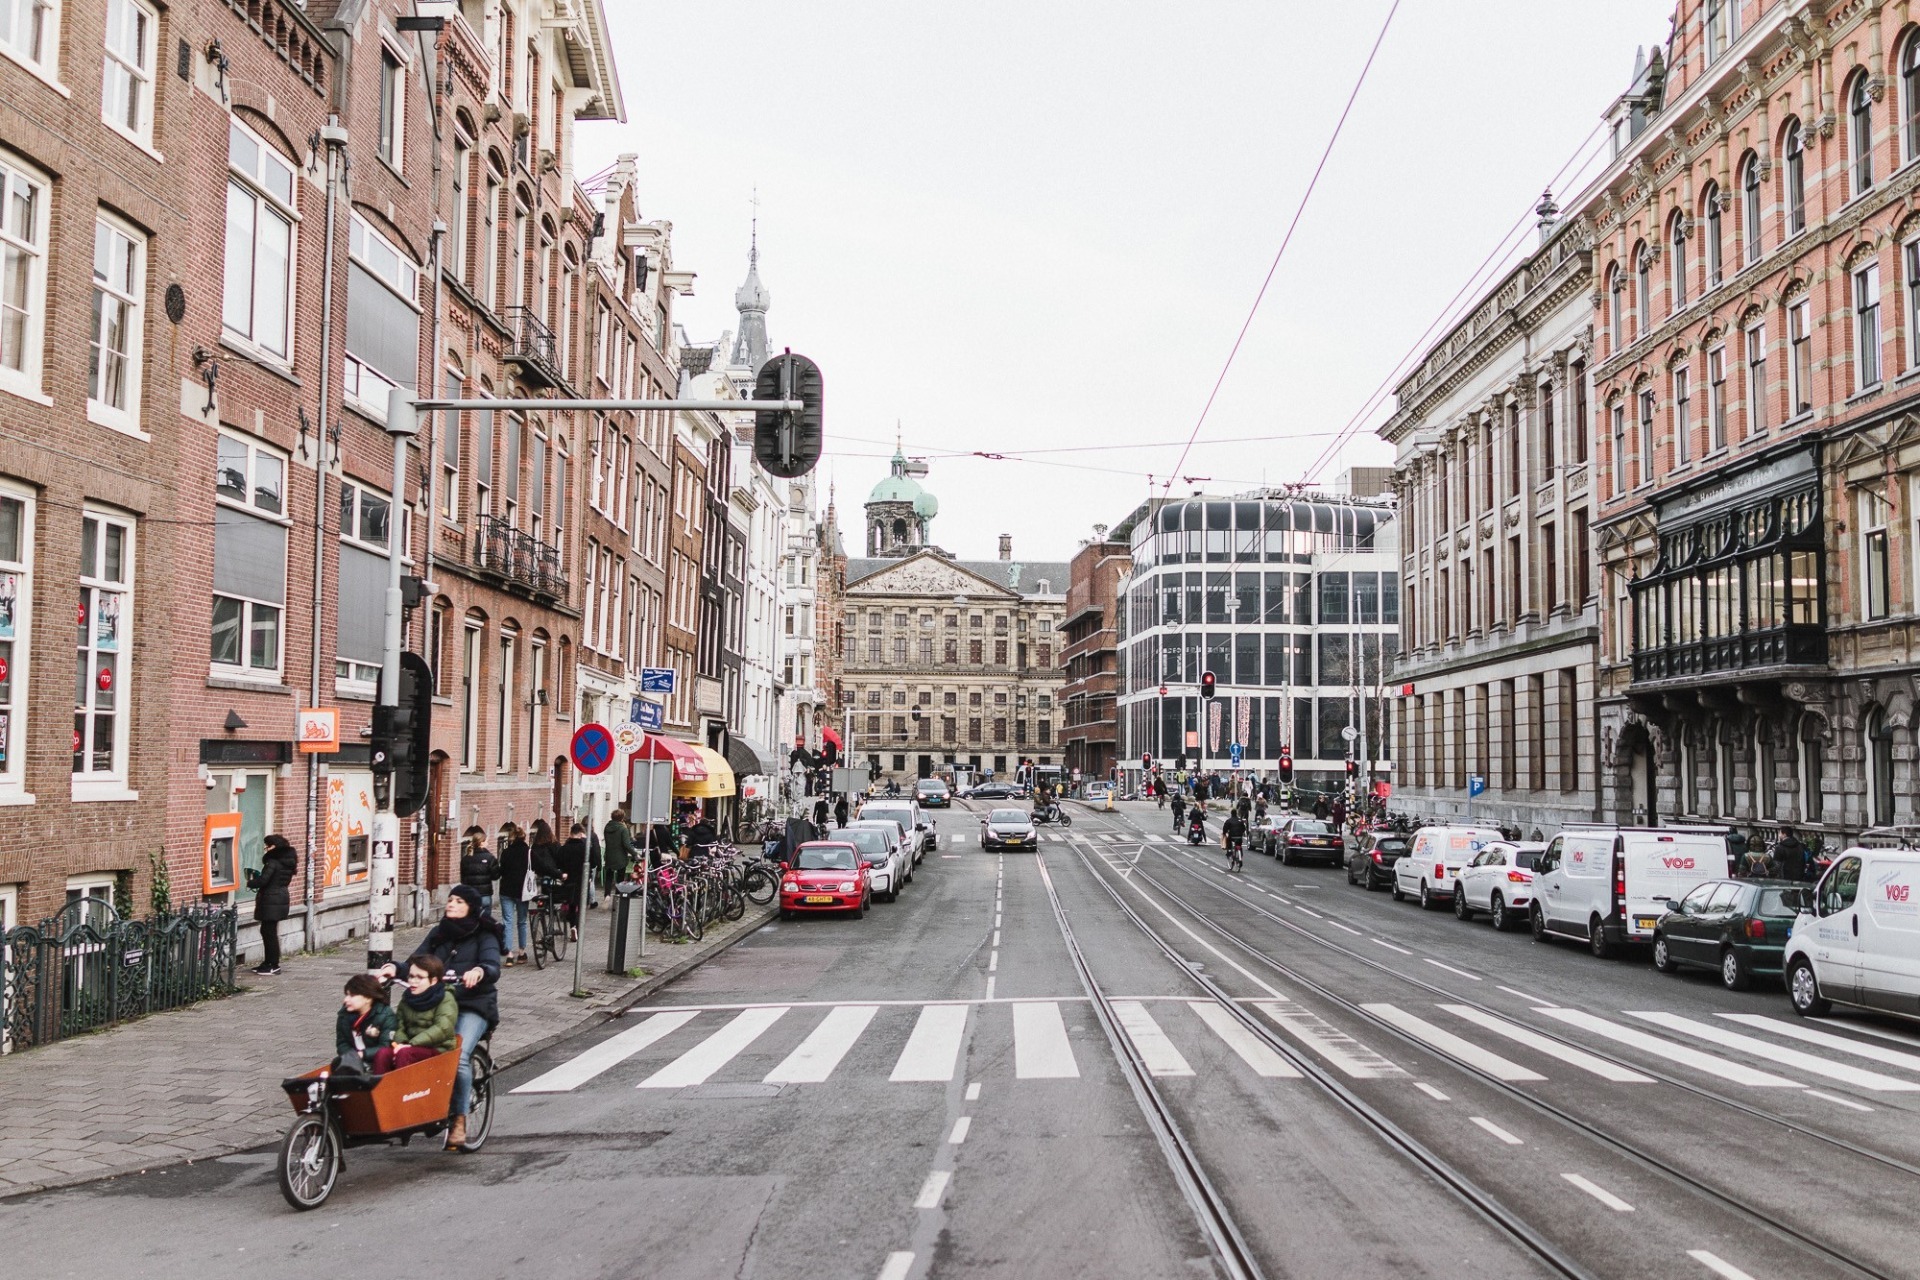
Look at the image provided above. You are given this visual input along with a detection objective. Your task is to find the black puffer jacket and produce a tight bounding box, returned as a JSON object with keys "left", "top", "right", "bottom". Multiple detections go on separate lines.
{"left": 459, "top": 844, "right": 499, "bottom": 895}
{"left": 252, "top": 843, "right": 298, "bottom": 923}
{"left": 498, "top": 838, "right": 532, "bottom": 903}
{"left": 407, "top": 915, "right": 505, "bottom": 1031}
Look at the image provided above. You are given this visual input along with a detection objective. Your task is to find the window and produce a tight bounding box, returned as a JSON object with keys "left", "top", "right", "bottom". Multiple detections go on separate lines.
{"left": 480, "top": 161, "right": 500, "bottom": 310}
{"left": 1852, "top": 78, "right": 1876, "bottom": 196}
{"left": 473, "top": 399, "right": 494, "bottom": 519}
{"left": 0, "top": 487, "right": 30, "bottom": 792}
{"left": 1507, "top": 402, "right": 1521, "bottom": 496}
{"left": 1634, "top": 244, "right": 1652, "bottom": 334}
{"left": 223, "top": 120, "right": 296, "bottom": 360}
{"left": 1745, "top": 324, "right": 1768, "bottom": 435}
{"left": 1705, "top": 0, "right": 1731, "bottom": 61}
{"left": 1672, "top": 366, "right": 1690, "bottom": 467}
{"left": 1782, "top": 300, "right": 1811, "bottom": 420}
{"left": 1855, "top": 262, "right": 1883, "bottom": 391}
{"left": 88, "top": 214, "right": 145, "bottom": 431}
{"left": 1670, "top": 214, "right": 1688, "bottom": 309}
{"left": 0, "top": 154, "right": 49, "bottom": 394}
{"left": 1540, "top": 382, "right": 1556, "bottom": 477}
{"left": 335, "top": 482, "right": 391, "bottom": 689}
{"left": 496, "top": 631, "right": 515, "bottom": 771}
{"left": 343, "top": 213, "right": 421, "bottom": 419}
{"left": 1742, "top": 155, "right": 1763, "bottom": 266}
{"left": 211, "top": 431, "right": 287, "bottom": 676}
{"left": 0, "top": 0, "right": 54, "bottom": 71}
{"left": 102, "top": 0, "right": 155, "bottom": 146}
{"left": 1703, "top": 184, "right": 1722, "bottom": 288}
{"left": 1572, "top": 361, "right": 1588, "bottom": 464}
{"left": 338, "top": 481, "right": 391, "bottom": 552}
{"left": 1636, "top": 388, "right": 1655, "bottom": 487}
{"left": 75, "top": 511, "right": 133, "bottom": 782}
{"left": 1862, "top": 491, "right": 1891, "bottom": 621}
{"left": 450, "top": 138, "right": 470, "bottom": 284}
{"left": 460, "top": 622, "right": 481, "bottom": 769}
{"left": 376, "top": 44, "right": 405, "bottom": 170}
{"left": 526, "top": 640, "right": 545, "bottom": 772}
{"left": 1867, "top": 710, "right": 1896, "bottom": 826}
{"left": 1707, "top": 345, "right": 1727, "bottom": 451}
{"left": 1610, "top": 401, "right": 1627, "bottom": 497}
{"left": 1608, "top": 263, "right": 1625, "bottom": 352}
{"left": 440, "top": 372, "right": 462, "bottom": 520}
{"left": 1783, "top": 123, "right": 1805, "bottom": 237}
{"left": 1906, "top": 38, "right": 1920, "bottom": 164}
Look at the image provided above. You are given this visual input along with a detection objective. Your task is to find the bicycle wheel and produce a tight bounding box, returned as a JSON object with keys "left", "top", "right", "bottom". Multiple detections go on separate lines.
{"left": 277, "top": 1113, "right": 342, "bottom": 1211}
{"left": 464, "top": 1045, "right": 495, "bottom": 1151}
{"left": 529, "top": 909, "right": 549, "bottom": 970}
{"left": 742, "top": 864, "right": 776, "bottom": 906}
{"left": 722, "top": 882, "right": 747, "bottom": 922}
{"left": 680, "top": 888, "right": 705, "bottom": 941}
{"left": 551, "top": 914, "right": 569, "bottom": 960}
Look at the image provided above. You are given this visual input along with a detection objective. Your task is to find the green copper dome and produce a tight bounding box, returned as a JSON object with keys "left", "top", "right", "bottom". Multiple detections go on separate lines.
{"left": 913, "top": 491, "right": 939, "bottom": 518}
{"left": 868, "top": 474, "right": 924, "bottom": 504}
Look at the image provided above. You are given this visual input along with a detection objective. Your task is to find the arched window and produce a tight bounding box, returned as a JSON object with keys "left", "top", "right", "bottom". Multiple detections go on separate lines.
{"left": 1634, "top": 242, "right": 1652, "bottom": 335}
{"left": 1702, "top": 182, "right": 1723, "bottom": 288}
{"left": 1742, "top": 154, "right": 1764, "bottom": 265}
{"left": 1783, "top": 121, "right": 1806, "bottom": 235}
{"left": 1609, "top": 262, "right": 1625, "bottom": 352}
{"left": 1851, "top": 77, "right": 1876, "bottom": 195}
{"left": 1669, "top": 212, "right": 1689, "bottom": 309}
{"left": 1905, "top": 37, "right": 1920, "bottom": 162}
{"left": 1867, "top": 708, "right": 1896, "bottom": 826}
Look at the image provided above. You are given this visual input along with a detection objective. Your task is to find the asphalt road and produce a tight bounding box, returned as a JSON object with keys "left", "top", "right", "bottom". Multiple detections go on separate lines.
{"left": 5, "top": 799, "right": 1918, "bottom": 1280}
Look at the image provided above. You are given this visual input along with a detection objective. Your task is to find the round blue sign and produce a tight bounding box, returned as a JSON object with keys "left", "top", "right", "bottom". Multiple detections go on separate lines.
{"left": 571, "top": 723, "right": 616, "bottom": 775}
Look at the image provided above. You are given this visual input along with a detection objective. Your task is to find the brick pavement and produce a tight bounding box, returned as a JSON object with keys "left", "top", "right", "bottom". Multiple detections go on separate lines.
{"left": 0, "top": 899, "right": 774, "bottom": 1198}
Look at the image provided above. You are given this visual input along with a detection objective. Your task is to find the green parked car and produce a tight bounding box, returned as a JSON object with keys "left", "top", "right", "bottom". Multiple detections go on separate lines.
{"left": 1651, "top": 878, "right": 1811, "bottom": 991}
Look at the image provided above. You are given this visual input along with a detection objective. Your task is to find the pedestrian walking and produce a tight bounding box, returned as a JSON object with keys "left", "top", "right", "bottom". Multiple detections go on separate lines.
{"left": 1773, "top": 828, "right": 1808, "bottom": 881}
{"left": 497, "top": 823, "right": 533, "bottom": 966}
{"left": 457, "top": 826, "right": 498, "bottom": 909}
{"left": 249, "top": 833, "right": 298, "bottom": 975}
{"left": 834, "top": 794, "right": 850, "bottom": 827}
{"left": 557, "top": 822, "right": 590, "bottom": 938}
{"left": 603, "top": 808, "right": 636, "bottom": 890}
{"left": 814, "top": 796, "right": 829, "bottom": 828}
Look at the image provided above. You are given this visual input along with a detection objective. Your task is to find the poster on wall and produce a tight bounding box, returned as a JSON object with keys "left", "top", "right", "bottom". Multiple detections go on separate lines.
{"left": 323, "top": 772, "right": 374, "bottom": 888}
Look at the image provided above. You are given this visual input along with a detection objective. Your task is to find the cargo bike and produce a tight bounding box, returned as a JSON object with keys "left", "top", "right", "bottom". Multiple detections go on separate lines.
{"left": 276, "top": 1034, "right": 495, "bottom": 1209}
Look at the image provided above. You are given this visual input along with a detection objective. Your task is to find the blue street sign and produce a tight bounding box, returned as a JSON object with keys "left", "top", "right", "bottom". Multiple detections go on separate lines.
{"left": 1229, "top": 743, "right": 1243, "bottom": 767}
{"left": 1468, "top": 774, "right": 1487, "bottom": 798}
{"left": 635, "top": 700, "right": 663, "bottom": 732}
{"left": 640, "top": 667, "right": 676, "bottom": 694}
{"left": 570, "top": 723, "right": 616, "bottom": 775}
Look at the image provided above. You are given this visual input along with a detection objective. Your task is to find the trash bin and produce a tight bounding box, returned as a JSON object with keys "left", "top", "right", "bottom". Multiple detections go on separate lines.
{"left": 607, "top": 881, "right": 646, "bottom": 974}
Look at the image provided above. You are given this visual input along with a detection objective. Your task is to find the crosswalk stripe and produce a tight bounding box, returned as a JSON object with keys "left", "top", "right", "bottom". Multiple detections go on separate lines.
{"left": 639, "top": 1006, "right": 787, "bottom": 1089}
{"left": 1253, "top": 1000, "right": 1403, "bottom": 1078}
{"left": 1188, "top": 1001, "right": 1301, "bottom": 1077}
{"left": 891, "top": 1004, "right": 970, "bottom": 1082}
{"left": 1627, "top": 1012, "right": 1920, "bottom": 1093}
{"left": 1112, "top": 1001, "right": 1193, "bottom": 1076}
{"left": 763, "top": 1004, "right": 879, "bottom": 1084}
{"left": 511, "top": 1010, "right": 699, "bottom": 1094}
{"left": 1013, "top": 1001, "right": 1080, "bottom": 1078}
{"left": 1721, "top": 1013, "right": 1920, "bottom": 1074}
{"left": 1438, "top": 1005, "right": 1653, "bottom": 1083}
{"left": 1364, "top": 1004, "right": 1545, "bottom": 1082}
{"left": 1536, "top": 1008, "right": 1801, "bottom": 1088}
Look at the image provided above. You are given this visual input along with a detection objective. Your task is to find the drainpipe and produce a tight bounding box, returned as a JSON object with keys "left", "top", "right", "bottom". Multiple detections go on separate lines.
{"left": 305, "top": 118, "right": 348, "bottom": 953}
{"left": 417, "top": 23, "right": 449, "bottom": 927}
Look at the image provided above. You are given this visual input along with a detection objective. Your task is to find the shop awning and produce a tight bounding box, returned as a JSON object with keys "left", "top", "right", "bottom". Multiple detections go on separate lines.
{"left": 634, "top": 734, "right": 707, "bottom": 782}
{"left": 673, "top": 744, "right": 737, "bottom": 799}
{"left": 726, "top": 734, "right": 778, "bottom": 776}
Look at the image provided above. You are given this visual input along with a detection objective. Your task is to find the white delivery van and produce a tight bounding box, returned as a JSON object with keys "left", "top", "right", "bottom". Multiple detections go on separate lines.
{"left": 1784, "top": 846, "right": 1920, "bottom": 1022}
{"left": 1532, "top": 826, "right": 1733, "bottom": 958}
{"left": 1392, "top": 826, "right": 1506, "bottom": 909}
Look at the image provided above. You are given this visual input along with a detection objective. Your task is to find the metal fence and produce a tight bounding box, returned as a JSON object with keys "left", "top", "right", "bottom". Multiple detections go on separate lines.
{"left": 0, "top": 900, "right": 237, "bottom": 1053}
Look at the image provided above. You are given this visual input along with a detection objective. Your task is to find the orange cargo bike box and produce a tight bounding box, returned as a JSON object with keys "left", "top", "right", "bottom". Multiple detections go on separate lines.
{"left": 281, "top": 1037, "right": 463, "bottom": 1139}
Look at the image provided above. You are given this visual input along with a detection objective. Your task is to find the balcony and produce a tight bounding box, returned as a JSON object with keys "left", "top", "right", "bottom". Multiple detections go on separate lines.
{"left": 502, "top": 306, "right": 568, "bottom": 391}
{"left": 1630, "top": 624, "right": 1827, "bottom": 686}
{"left": 471, "top": 514, "right": 569, "bottom": 604}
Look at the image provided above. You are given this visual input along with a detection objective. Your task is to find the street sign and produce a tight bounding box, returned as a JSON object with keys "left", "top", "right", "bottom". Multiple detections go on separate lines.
{"left": 1229, "top": 743, "right": 1243, "bottom": 767}
{"left": 296, "top": 708, "right": 338, "bottom": 754}
{"left": 635, "top": 700, "right": 663, "bottom": 731}
{"left": 630, "top": 759, "right": 675, "bottom": 825}
{"left": 1341, "top": 725, "right": 1359, "bottom": 742}
{"left": 1468, "top": 774, "right": 1486, "bottom": 798}
{"left": 613, "top": 722, "right": 644, "bottom": 755}
{"left": 640, "top": 667, "right": 676, "bottom": 694}
{"left": 571, "top": 723, "right": 616, "bottom": 775}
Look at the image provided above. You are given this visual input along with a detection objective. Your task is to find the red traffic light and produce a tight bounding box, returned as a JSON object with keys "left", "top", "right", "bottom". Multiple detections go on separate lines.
{"left": 1158, "top": 685, "right": 1167, "bottom": 698}
{"left": 1200, "top": 671, "right": 1217, "bottom": 699}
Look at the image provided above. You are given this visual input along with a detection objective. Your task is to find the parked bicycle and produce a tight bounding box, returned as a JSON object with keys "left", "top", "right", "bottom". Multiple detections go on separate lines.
{"left": 528, "top": 877, "right": 569, "bottom": 970}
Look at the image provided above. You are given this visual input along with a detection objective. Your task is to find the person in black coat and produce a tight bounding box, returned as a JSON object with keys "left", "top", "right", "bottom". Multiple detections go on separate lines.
{"left": 250, "top": 833, "right": 298, "bottom": 975}
{"left": 379, "top": 884, "right": 501, "bottom": 1149}
{"left": 555, "top": 823, "right": 590, "bottom": 929}
{"left": 457, "top": 827, "right": 499, "bottom": 907}
{"left": 496, "top": 823, "right": 533, "bottom": 964}
{"left": 834, "top": 795, "right": 850, "bottom": 828}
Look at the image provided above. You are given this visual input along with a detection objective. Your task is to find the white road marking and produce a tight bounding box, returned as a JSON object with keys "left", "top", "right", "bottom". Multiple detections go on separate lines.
{"left": 512, "top": 1010, "right": 699, "bottom": 1093}
{"left": 1112, "top": 1000, "right": 1194, "bottom": 1077}
{"left": 1497, "top": 985, "right": 1552, "bottom": 1004}
{"left": 985, "top": 976, "right": 996, "bottom": 1000}
{"left": 1470, "top": 1116, "right": 1523, "bottom": 1145}
{"left": 1188, "top": 1001, "right": 1300, "bottom": 1077}
{"left": 994, "top": 914, "right": 1002, "bottom": 927}
{"left": 939, "top": 854, "right": 961, "bottom": 859}
{"left": 891, "top": 1005, "right": 971, "bottom": 1082}
{"left": 948, "top": 1116, "right": 972, "bottom": 1144}
{"left": 1363, "top": 1004, "right": 1544, "bottom": 1081}
{"left": 639, "top": 1006, "right": 788, "bottom": 1089}
{"left": 1804, "top": 1089, "right": 1874, "bottom": 1112}
{"left": 914, "top": 1170, "right": 950, "bottom": 1209}
{"left": 1013, "top": 1001, "right": 1080, "bottom": 1078}
{"left": 1421, "top": 958, "right": 1482, "bottom": 981}
{"left": 1327, "top": 920, "right": 1363, "bottom": 936}
{"left": 1371, "top": 938, "right": 1413, "bottom": 955}
{"left": 877, "top": 1252, "right": 915, "bottom": 1280}
{"left": 1414, "top": 1082, "right": 1449, "bottom": 1101}
{"left": 1536, "top": 1008, "right": 1802, "bottom": 1088}
{"left": 1561, "top": 1172, "right": 1633, "bottom": 1212}
{"left": 1831, "top": 1019, "right": 1920, "bottom": 1050}
{"left": 992, "top": 930, "right": 1001, "bottom": 947}
{"left": 1721, "top": 1013, "right": 1920, "bottom": 1074}
{"left": 1687, "top": 1250, "right": 1757, "bottom": 1280}
{"left": 988, "top": 951, "right": 998, "bottom": 972}
{"left": 1255, "top": 1001, "right": 1403, "bottom": 1078}
{"left": 966, "top": 1081, "right": 981, "bottom": 1100}
{"left": 1439, "top": 1005, "right": 1653, "bottom": 1083}
{"left": 763, "top": 1004, "right": 878, "bottom": 1084}
{"left": 1628, "top": 1012, "right": 1920, "bottom": 1092}
{"left": 1292, "top": 905, "right": 1324, "bottom": 919}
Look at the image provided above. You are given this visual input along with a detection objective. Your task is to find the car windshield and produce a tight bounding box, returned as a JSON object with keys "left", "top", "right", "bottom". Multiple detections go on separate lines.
{"left": 1291, "top": 821, "right": 1331, "bottom": 835}
{"left": 918, "top": 781, "right": 948, "bottom": 793}
{"left": 1759, "top": 887, "right": 1810, "bottom": 916}
{"left": 843, "top": 830, "right": 888, "bottom": 856}
{"left": 796, "top": 846, "right": 857, "bottom": 871}
{"left": 989, "top": 809, "right": 1028, "bottom": 824}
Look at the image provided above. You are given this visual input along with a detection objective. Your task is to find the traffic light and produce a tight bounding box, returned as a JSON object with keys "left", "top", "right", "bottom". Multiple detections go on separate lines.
{"left": 1200, "top": 671, "right": 1216, "bottom": 699}
{"left": 1345, "top": 757, "right": 1358, "bottom": 777}
{"left": 753, "top": 351, "right": 825, "bottom": 478}
{"left": 1278, "top": 746, "right": 1293, "bottom": 784}
{"left": 371, "top": 652, "right": 433, "bottom": 817}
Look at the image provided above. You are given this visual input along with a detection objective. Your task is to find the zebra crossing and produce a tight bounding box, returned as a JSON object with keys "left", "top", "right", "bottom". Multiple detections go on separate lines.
{"left": 510, "top": 994, "right": 1920, "bottom": 1102}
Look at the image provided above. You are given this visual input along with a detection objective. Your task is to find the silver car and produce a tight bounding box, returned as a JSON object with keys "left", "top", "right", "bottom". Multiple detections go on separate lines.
{"left": 839, "top": 824, "right": 909, "bottom": 902}
{"left": 980, "top": 808, "right": 1037, "bottom": 851}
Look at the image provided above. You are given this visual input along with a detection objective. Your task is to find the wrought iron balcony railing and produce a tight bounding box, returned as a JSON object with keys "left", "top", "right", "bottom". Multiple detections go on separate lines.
{"left": 472, "top": 514, "right": 568, "bottom": 603}
{"left": 502, "top": 305, "right": 566, "bottom": 390}
{"left": 1630, "top": 623, "right": 1827, "bottom": 685}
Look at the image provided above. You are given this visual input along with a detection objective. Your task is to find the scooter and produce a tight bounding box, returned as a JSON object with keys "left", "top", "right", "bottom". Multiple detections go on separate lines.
{"left": 1186, "top": 817, "right": 1206, "bottom": 845}
{"left": 1032, "top": 802, "right": 1072, "bottom": 827}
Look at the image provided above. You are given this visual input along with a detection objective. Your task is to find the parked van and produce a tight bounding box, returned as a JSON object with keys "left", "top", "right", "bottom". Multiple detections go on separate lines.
{"left": 1532, "top": 826, "right": 1734, "bottom": 958}
{"left": 1784, "top": 845, "right": 1920, "bottom": 1022}
{"left": 1392, "top": 827, "right": 1506, "bottom": 909}
{"left": 858, "top": 799, "right": 935, "bottom": 862}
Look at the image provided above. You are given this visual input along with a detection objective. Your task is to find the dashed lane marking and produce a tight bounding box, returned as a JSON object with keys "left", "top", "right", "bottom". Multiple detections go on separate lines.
{"left": 1371, "top": 938, "right": 1413, "bottom": 955}
{"left": 1687, "top": 1250, "right": 1757, "bottom": 1280}
{"left": 948, "top": 1116, "right": 972, "bottom": 1144}
{"left": 1470, "top": 1116, "right": 1523, "bottom": 1145}
{"left": 1421, "top": 957, "right": 1482, "bottom": 981}
{"left": 914, "top": 1170, "right": 950, "bottom": 1209}
{"left": 1561, "top": 1172, "right": 1634, "bottom": 1212}
{"left": 877, "top": 1252, "right": 914, "bottom": 1280}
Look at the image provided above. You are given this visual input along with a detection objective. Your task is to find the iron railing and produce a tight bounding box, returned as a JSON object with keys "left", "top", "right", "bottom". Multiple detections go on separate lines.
{"left": 1630, "top": 623, "right": 1828, "bottom": 684}
{"left": 1, "top": 901, "right": 237, "bottom": 1053}
{"left": 472, "top": 514, "right": 569, "bottom": 601}
{"left": 502, "top": 305, "right": 566, "bottom": 390}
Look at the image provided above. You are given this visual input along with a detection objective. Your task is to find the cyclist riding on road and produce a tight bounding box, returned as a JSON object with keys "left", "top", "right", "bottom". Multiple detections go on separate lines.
{"left": 1221, "top": 811, "right": 1247, "bottom": 872}
{"left": 1170, "top": 792, "right": 1187, "bottom": 831}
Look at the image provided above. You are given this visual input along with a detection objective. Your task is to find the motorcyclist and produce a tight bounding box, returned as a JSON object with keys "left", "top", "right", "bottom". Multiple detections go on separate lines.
{"left": 1187, "top": 806, "right": 1206, "bottom": 844}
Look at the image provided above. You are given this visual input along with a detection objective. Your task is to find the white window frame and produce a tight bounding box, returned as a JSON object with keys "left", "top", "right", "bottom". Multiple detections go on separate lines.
{"left": 1856, "top": 261, "right": 1884, "bottom": 392}
{"left": 1669, "top": 215, "right": 1688, "bottom": 309}
{"left": 1743, "top": 157, "right": 1764, "bottom": 266}
{"left": 1704, "top": 0, "right": 1731, "bottom": 62}
{"left": 211, "top": 429, "right": 289, "bottom": 680}
{"left": 87, "top": 211, "right": 146, "bottom": 436}
{"left": 1852, "top": 77, "right": 1877, "bottom": 198}
{"left": 338, "top": 479, "right": 393, "bottom": 556}
{"left": 101, "top": 0, "right": 157, "bottom": 153}
{"left": 526, "top": 638, "right": 545, "bottom": 772}
{"left": 0, "top": 153, "right": 50, "bottom": 403}
{"left": 496, "top": 629, "right": 516, "bottom": 772}
{"left": 1862, "top": 490, "right": 1892, "bottom": 622}
{"left": 73, "top": 508, "right": 135, "bottom": 798}
{"left": 223, "top": 118, "right": 298, "bottom": 363}
{"left": 1745, "top": 323, "right": 1768, "bottom": 436}
{"left": 440, "top": 369, "right": 462, "bottom": 522}
{"left": 1905, "top": 36, "right": 1920, "bottom": 167}
{"left": 1672, "top": 364, "right": 1691, "bottom": 467}
{"left": 376, "top": 38, "right": 407, "bottom": 174}
{"left": 0, "top": 0, "right": 60, "bottom": 84}
{"left": 1707, "top": 345, "right": 1728, "bottom": 452}
{"left": 1787, "top": 299, "right": 1812, "bottom": 417}
{"left": 461, "top": 621, "right": 482, "bottom": 772}
{"left": 1636, "top": 388, "right": 1655, "bottom": 488}
{"left": 582, "top": 537, "right": 598, "bottom": 649}
{"left": 0, "top": 483, "right": 32, "bottom": 801}
{"left": 1704, "top": 185, "right": 1723, "bottom": 288}
{"left": 342, "top": 212, "right": 421, "bottom": 421}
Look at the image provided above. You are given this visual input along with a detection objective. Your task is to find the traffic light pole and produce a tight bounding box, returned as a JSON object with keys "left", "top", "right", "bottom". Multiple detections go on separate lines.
{"left": 368, "top": 406, "right": 416, "bottom": 973}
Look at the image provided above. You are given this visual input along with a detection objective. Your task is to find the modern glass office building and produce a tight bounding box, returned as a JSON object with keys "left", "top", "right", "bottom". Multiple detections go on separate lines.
{"left": 1115, "top": 489, "right": 1400, "bottom": 791}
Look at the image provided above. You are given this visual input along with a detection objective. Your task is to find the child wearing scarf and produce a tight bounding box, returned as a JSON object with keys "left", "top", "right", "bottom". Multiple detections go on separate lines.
{"left": 374, "top": 953, "right": 458, "bottom": 1072}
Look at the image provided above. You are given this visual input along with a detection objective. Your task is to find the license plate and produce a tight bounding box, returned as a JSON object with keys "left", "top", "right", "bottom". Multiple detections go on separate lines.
{"left": 804, "top": 895, "right": 836, "bottom": 904}
{"left": 1005, "top": 836, "right": 1024, "bottom": 843}
{"left": 1635, "top": 916, "right": 1659, "bottom": 930}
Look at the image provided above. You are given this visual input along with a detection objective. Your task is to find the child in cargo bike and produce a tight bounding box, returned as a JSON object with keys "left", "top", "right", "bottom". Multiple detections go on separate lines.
{"left": 372, "top": 954, "right": 459, "bottom": 1073}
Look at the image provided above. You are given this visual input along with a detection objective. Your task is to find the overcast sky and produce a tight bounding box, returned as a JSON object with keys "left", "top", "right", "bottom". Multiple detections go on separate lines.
{"left": 578, "top": 0, "right": 1677, "bottom": 563}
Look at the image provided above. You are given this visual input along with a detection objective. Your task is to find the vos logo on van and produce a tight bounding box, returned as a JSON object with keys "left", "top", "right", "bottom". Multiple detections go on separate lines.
{"left": 1888, "top": 884, "right": 1913, "bottom": 904}
{"left": 1661, "top": 856, "right": 1697, "bottom": 871}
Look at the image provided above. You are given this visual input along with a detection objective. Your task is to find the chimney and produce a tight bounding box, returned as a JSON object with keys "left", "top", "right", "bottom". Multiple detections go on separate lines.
{"left": 998, "top": 534, "right": 1012, "bottom": 561}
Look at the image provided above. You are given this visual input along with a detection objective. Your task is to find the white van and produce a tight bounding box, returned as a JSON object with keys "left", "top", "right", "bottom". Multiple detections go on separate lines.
{"left": 1532, "top": 826, "right": 1733, "bottom": 957}
{"left": 858, "top": 799, "right": 935, "bottom": 862}
{"left": 1784, "top": 846, "right": 1920, "bottom": 1022}
{"left": 1392, "top": 827, "right": 1506, "bottom": 909}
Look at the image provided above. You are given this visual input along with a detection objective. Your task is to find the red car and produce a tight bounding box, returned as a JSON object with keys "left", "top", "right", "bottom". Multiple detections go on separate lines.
{"left": 779, "top": 842, "right": 872, "bottom": 919}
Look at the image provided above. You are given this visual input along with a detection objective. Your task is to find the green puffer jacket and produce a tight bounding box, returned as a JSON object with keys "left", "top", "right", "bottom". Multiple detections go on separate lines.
{"left": 335, "top": 1003, "right": 398, "bottom": 1066}
{"left": 394, "top": 987, "right": 460, "bottom": 1051}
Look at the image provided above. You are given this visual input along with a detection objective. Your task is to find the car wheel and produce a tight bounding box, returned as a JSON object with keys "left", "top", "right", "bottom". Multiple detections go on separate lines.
{"left": 1720, "top": 946, "right": 1752, "bottom": 992}
{"left": 1346, "top": 862, "right": 1359, "bottom": 885}
{"left": 1588, "top": 914, "right": 1615, "bottom": 959}
{"left": 1280, "top": 845, "right": 1293, "bottom": 866}
{"left": 1652, "top": 933, "right": 1678, "bottom": 973}
{"left": 1453, "top": 887, "right": 1473, "bottom": 922}
{"left": 1530, "top": 903, "right": 1549, "bottom": 943}
{"left": 855, "top": 894, "right": 869, "bottom": 919}
{"left": 1419, "top": 883, "right": 1434, "bottom": 911}
{"left": 1788, "top": 959, "right": 1830, "bottom": 1017}
{"left": 1391, "top": 877, "right": 1405, "bottom": 902}
{"left": 1489, "top": 893, "right": 1508, "bottom": 932}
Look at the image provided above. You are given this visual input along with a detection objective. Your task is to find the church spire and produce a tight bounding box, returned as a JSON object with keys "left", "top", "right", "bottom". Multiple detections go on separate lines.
{"left": 730, "top": 190, "right": 771, "bottom": 374}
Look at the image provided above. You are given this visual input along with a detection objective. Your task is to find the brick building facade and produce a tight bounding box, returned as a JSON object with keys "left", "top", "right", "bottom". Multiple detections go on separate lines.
{"left": 1061, "top": 535, "right": 1131, "bottom": 784}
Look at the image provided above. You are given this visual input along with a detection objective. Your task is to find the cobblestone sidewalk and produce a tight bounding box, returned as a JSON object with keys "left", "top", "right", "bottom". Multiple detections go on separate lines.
{"left": 0, "top": 898, "right": 774, "bottom": 1198}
